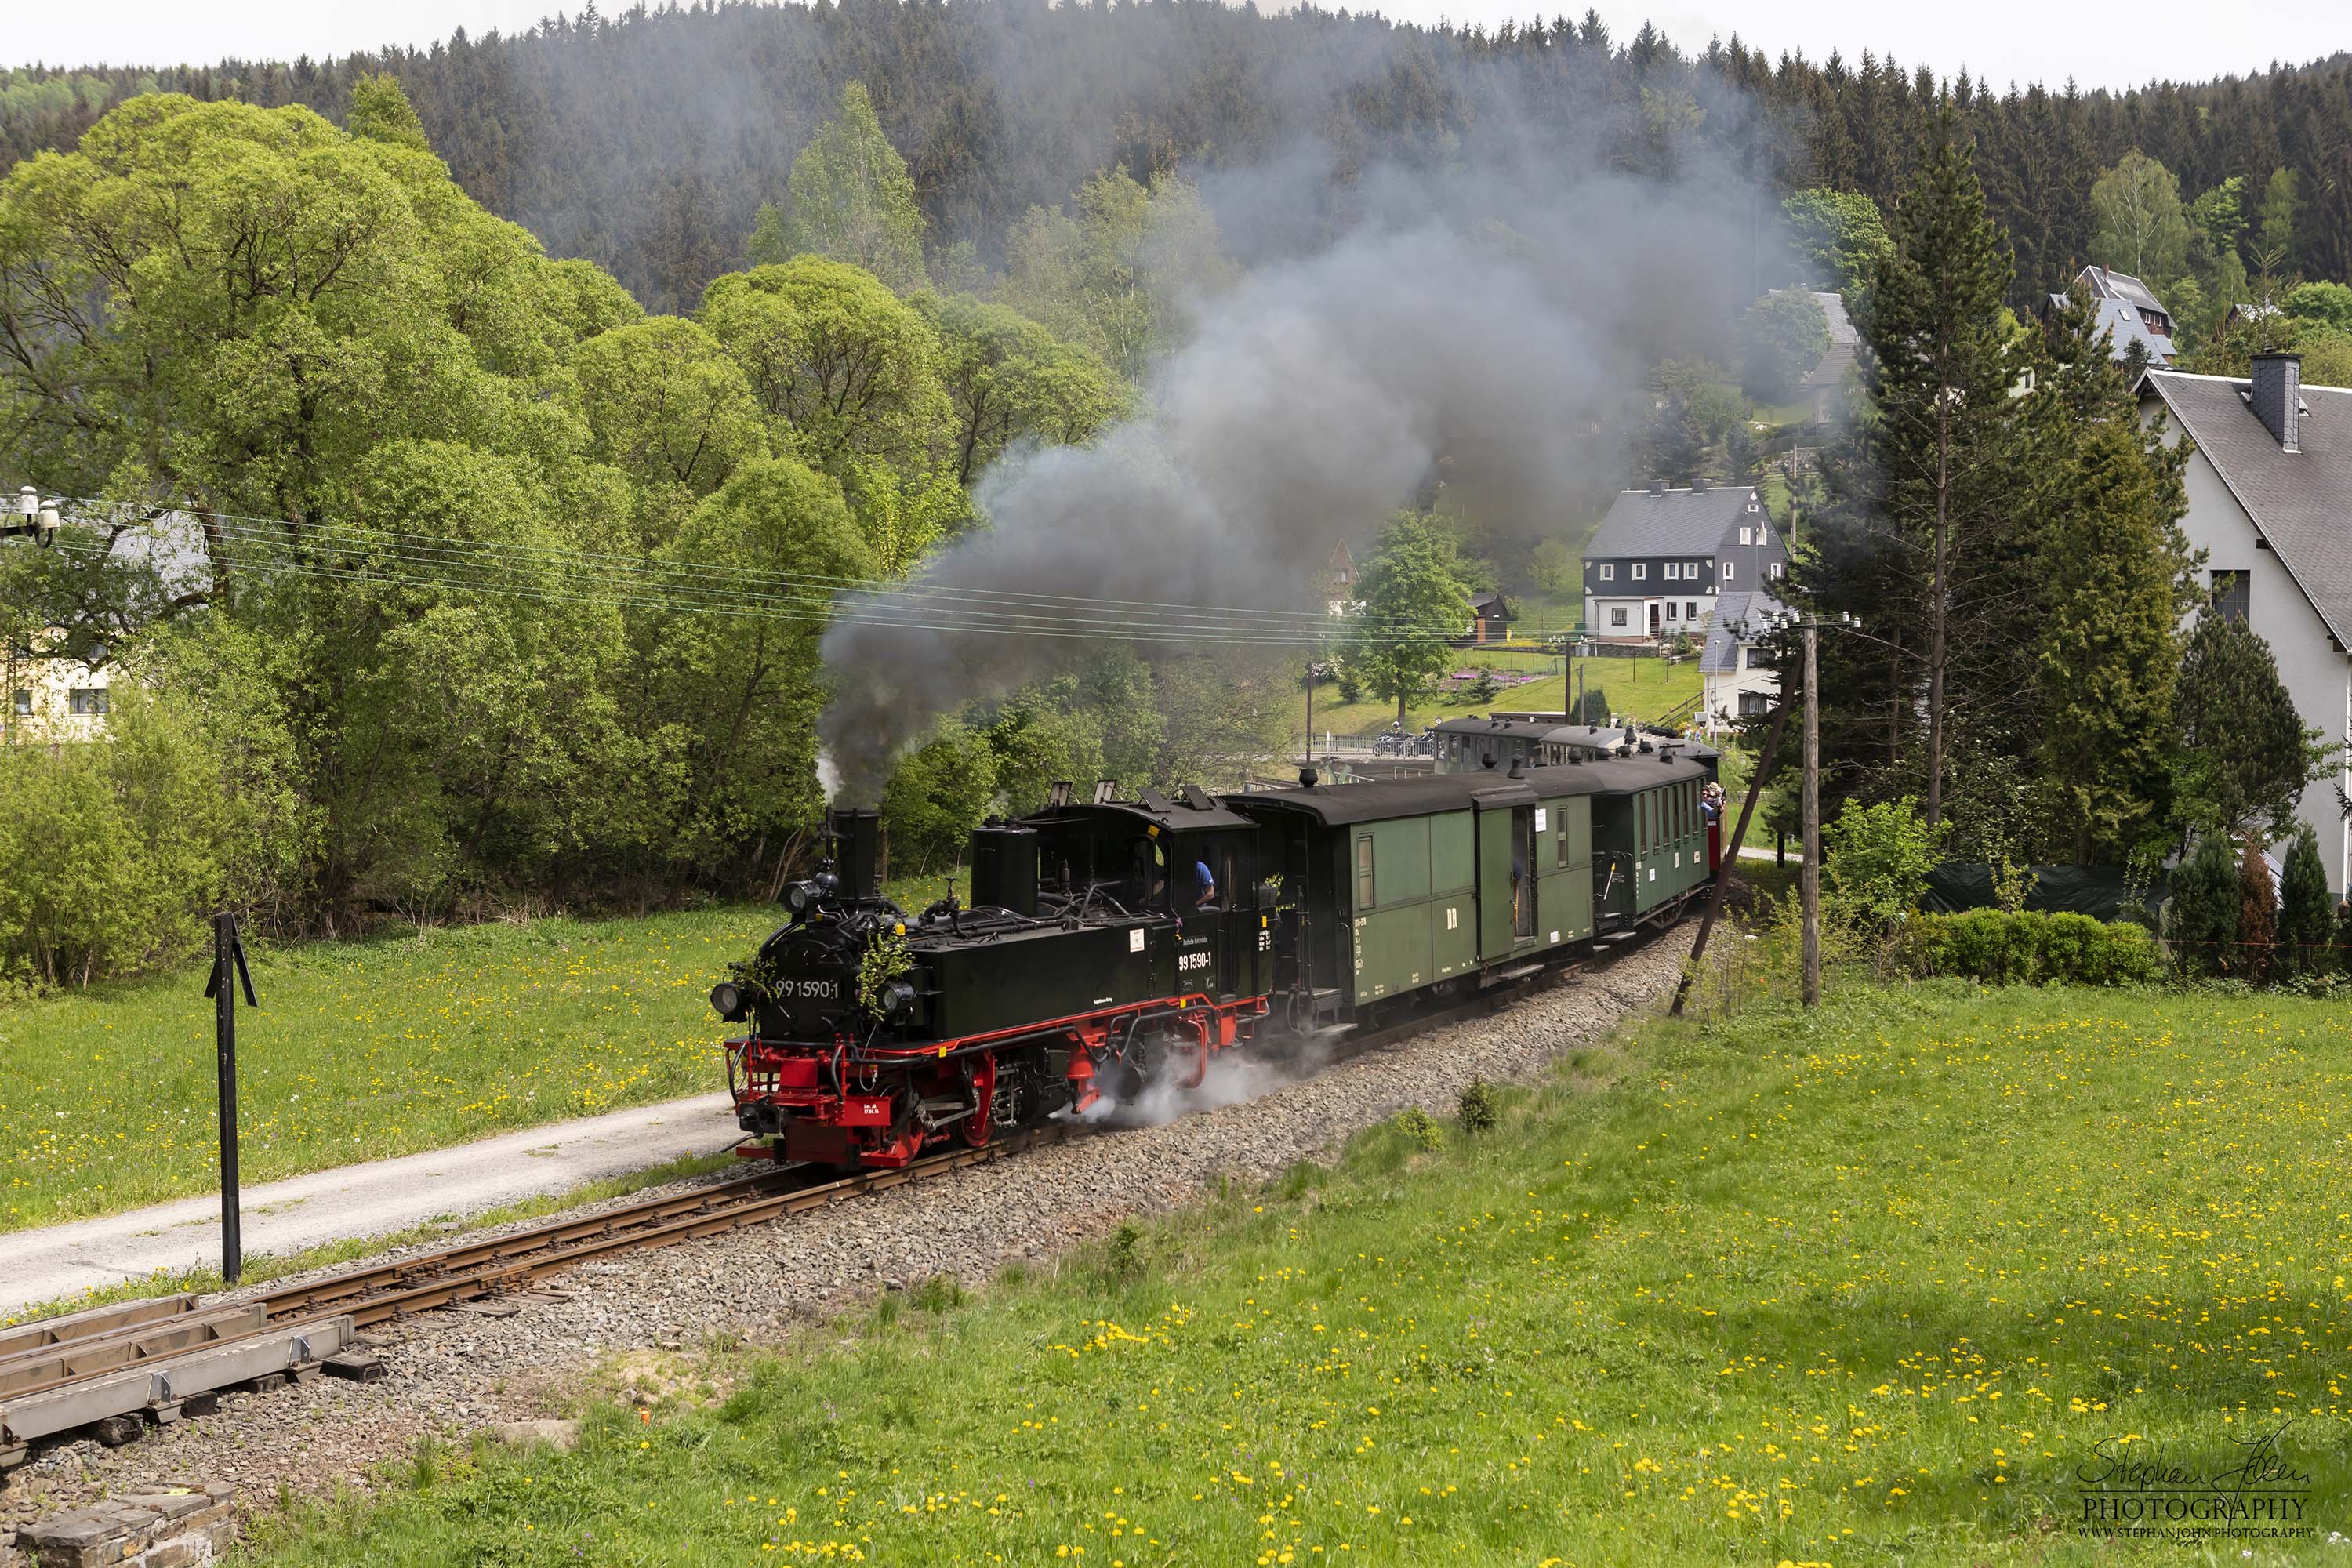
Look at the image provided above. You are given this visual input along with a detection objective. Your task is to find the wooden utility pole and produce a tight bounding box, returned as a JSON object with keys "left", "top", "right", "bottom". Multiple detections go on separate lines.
{"left": 1801, "top": 619, "right": 1821, "bottom": 1007}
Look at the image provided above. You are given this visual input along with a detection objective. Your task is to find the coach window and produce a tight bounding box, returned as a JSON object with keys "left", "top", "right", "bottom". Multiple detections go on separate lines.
{"left": 1356, "top": 834, "right": 1376, "bottom": 909}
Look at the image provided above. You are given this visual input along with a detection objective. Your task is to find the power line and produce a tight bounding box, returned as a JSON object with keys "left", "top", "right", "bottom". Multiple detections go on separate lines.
{"left": 49, "top": 495, "right": 1608, "bottom": 644}
{"left": 52, "top": 533, "right": 1592, "bottom": 646}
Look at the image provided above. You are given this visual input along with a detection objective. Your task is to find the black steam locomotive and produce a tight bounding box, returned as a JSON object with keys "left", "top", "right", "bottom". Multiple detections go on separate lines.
{"left": 714, "top": 745, "right": 1717, "bottom": 1169}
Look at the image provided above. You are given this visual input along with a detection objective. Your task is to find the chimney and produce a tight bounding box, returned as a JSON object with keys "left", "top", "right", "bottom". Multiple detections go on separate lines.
{"left": 1690, "top": 475, "right": 1709, "bottom": 492}
{"left": 1649, "top": 477, "right": 1665, "bottom": 495}
{"left": 2249, "top": 354, "right": 2302, "bottom": 452}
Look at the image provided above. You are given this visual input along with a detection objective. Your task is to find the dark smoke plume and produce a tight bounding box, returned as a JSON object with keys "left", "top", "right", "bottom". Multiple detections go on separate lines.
{"left": 818, "top": 166, "right": 1767, "bottom": 801}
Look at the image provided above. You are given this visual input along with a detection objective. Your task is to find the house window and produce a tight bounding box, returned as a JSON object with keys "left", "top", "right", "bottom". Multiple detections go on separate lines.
{"left": 1722, "top": 561, "right": 1736, "bottom": 582}
{"left": 9, "top": 690, "right": 27, "bottom": 717}
{"left": 1631, "top": 563, "right": 1646, "bottom": 581}
{"left": 2211, "top": 569, "right": 2250, "bottom": 623}
{"left": 1686, "top": 561, "right": 1700, "bottom": 579}
{"left": 1356, "top": 835, "right": 1376, "bottom": 909}
{"left": 1663, "top": 562, "right": 1679, "bottom": 582}
{"left": 1744, "top": 646, "right": 1773, "bottom": 670}
{"left": 68, "top": 688, "right": 107, "bottom": 717}
{"left": 1599, "top": 563, "right": 1614, "bottom": 582}
{"left": 1739, "top": 526, "right": 1752, "bottom": 546}
{"left": 1686, "top": 601, "right": 1699, "bottom": 619}
{"left": 1738, "top": 691, "right": 1771, "bottom": 717}
{"left": 1769, "top": 561, "right": 1784, "bottom": 579}
{"left": 1610, "top": 608, "right": 1628, "bottom": 628}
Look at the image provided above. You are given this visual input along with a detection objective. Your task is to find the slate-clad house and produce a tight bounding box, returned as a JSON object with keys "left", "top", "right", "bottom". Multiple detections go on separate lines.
{"left": 1798, "top": 292, "right": 1861, "bottom": 422}
{"left": 2054, "top": 265, "right": 2178, "bottom": 365}
{"left": 1698, "top": 589, "right": 1788, "bottom": 735}
{"left": 2140, "top": 353, "right": 2352, "bottom": 891}
{"left": 1581, "top": 481, "right": 1788, "bottom": 641}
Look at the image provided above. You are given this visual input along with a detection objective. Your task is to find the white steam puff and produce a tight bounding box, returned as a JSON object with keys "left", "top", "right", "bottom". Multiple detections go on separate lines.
{"left": 817, "top": 165, "right": 1771, "bottom": 800}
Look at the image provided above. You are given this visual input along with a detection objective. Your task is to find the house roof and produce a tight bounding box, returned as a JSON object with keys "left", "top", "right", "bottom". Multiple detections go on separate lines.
{"left": 2141, "top": 368, "right": 2352, "bottom": 646}
{"left": 1699, "top": 589, "right": 1789, "bottom": 674}
{"left": 2078, "top": 264, "right": 2169, "bottom": 319}
{"left": 1468, "top": 590, "right": 1513, "bottom": 616}
{"left": 1814, "top": 292, "right": 1860, "bottom": 347}
{"left": 1584, "top": 485, "right": 1759, "bottom": 560}
{"left": 1799, "top": 339, "right": 1856, "bottom": 391}
{"left": 2057, "top": 293, "right": 2177, "bottom": 364}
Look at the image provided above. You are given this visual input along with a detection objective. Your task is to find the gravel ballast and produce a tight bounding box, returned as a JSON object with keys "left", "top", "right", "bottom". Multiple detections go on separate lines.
{"left": 0, "top": 928, "right": 1693, "bottom": 1538}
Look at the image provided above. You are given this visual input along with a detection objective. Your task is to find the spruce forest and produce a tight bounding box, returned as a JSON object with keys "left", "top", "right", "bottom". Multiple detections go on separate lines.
{"left": 3, "top": 5, "right": 2350, "bottom": 312}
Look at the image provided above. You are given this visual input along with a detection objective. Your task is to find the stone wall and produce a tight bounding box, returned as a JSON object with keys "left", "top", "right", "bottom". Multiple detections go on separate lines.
{"left": 7, "top": 1483, "right": 236, "bottom": 1568}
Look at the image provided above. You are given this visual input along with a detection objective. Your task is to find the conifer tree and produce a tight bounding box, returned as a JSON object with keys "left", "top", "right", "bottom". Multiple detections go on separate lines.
{"left": 1852, "top": 100, "right": 2017, "bottom": 828}
{"left": 2172, "top": 612, "right": 2328, "bottom": 839}
{"left": 2274, "top": 823, "right": 2334, "bottom": 978}
{"left": 2165, "top": 832, "right": 2239, "bottom": 978}
{"left": 2027, "top": 294, "right": 2194, "bottom": 863}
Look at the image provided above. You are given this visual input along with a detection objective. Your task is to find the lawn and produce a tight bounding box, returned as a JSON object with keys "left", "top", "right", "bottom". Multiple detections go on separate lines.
{"left": 0, "top": 907, "right": 777, "bottom": 1235}
{"left": 1300, "top": 652, "right": 1701, "bottom": 741}
{"left": 244, "top": 982, "right": 2352, "bottom": 1566}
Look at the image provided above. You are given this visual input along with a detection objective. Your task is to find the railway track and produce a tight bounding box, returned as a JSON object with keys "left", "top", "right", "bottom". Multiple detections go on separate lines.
{"left": 0, "top": 1127, "right": 1062, "bottom": 1473}
{"left": 0, "top": 912, "right": 1678, "bottom": 1478}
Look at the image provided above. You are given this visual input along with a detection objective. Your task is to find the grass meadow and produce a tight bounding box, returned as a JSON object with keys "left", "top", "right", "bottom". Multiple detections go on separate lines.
{"left": 1296, "top": 652, "right": 1703, "bottom": 741}
{"left": 243, "top": 982, "right": 2352, "bottom": 1566}
{"left": 0, "top": 907, "right": 774, "bottom": 1236}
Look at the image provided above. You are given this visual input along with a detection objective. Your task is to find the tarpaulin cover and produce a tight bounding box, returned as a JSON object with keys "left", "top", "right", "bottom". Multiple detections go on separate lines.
{"left": 1920, "top": 863, "right": 2162, "bottom": 922}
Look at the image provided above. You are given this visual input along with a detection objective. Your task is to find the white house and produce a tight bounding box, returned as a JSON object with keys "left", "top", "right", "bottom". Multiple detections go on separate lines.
{"left": 2140, "top": 354, "right": 2352, "bottom": 893}
{"left": 1697, "top": 589, "right": 1788, "bottom": 738}
{"left": 5, "top": 632, "right": 113, "bottom": 743}
{"left": 1581, "top": 481, "right": 1788, "bottom": 642}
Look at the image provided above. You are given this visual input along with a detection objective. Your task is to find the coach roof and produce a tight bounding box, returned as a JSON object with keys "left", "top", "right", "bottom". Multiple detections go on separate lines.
{"left": 1225, "top": 753, "right": 1709, "bottom": 826}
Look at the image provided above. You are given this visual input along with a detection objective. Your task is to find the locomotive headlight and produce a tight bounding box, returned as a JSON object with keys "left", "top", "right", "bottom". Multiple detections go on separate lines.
{"left": 709, "top": 981, "right": 746, "bottom": 1022}
{"left": 785, "top": 881, "right": 813, "bottom": 913}
{"left": 879, "top": 979, "right": 916, "bottom": 1019}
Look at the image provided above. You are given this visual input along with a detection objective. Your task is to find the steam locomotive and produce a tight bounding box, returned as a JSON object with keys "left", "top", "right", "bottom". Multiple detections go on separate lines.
{"left": 713, "top": 742, "right": 1716, "bottom": 1169}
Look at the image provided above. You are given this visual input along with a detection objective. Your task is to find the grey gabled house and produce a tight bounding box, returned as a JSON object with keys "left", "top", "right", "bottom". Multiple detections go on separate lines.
{"left": 1581, "top": 481, "right": 1788, "bottom": 641}
{"left": 2140, "top": 353, "right": 2352, "bottom": 891}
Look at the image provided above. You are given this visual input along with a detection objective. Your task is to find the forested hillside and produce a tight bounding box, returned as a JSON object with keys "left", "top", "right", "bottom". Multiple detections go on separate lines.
{"left": 3, "top": 3, "right": 2349, "bottom": 312}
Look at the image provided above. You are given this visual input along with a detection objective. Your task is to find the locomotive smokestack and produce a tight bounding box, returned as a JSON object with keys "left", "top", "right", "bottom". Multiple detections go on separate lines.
{"left": 829, "top": 808, "right": 884, "bottom": 901}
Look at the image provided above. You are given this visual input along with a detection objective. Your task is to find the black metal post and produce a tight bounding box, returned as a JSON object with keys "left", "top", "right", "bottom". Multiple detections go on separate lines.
{"left": 205, "top": 912, "right": 257, "bottom": 1283}
{"left": 1668, "top": 695, "right": 1792, "bottom": 1019}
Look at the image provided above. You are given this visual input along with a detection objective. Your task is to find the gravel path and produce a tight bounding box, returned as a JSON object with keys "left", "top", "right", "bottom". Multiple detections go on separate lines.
{"left": 0, "top": 930, "right": 1691, "bottom": 1540}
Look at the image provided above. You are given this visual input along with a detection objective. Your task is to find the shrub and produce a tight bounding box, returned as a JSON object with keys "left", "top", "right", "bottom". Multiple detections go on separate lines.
{"left": 1821, "top": 797, "right": 1947, "bottom": 935}
{"left": 1393, "top": 1105, "right": 1443, "bottom": 1151}
{"left": 2238, "top": 838, "right": 2278, "bottom": 985}
{"left": 1107, "top": 1219, "right": 1145, "bottom": 1283}
{"left": 0, "top": 639, "right": 312, "bottom": 987}
{"left": 1896, "top": 909, "right": 2165, "bottom": 986}
{"left": 1457, "top": 1079, "right": 1498, "bottom": 1135}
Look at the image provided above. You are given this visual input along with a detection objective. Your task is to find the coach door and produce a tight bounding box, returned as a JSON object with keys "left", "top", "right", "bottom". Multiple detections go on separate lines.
{"left": 1472, "top": 784, "right": 1537, "bottom": 963}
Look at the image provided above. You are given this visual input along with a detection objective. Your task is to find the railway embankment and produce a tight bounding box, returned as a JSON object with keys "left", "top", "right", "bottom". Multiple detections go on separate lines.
{"left": 1, "top": 931, "right": 1694, "bottom": 1547}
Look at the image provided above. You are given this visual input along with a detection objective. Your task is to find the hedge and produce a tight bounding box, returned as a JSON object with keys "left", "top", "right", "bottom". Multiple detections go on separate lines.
{"left": 1894, "top": 909, "right": 2167, "bottom": 987}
